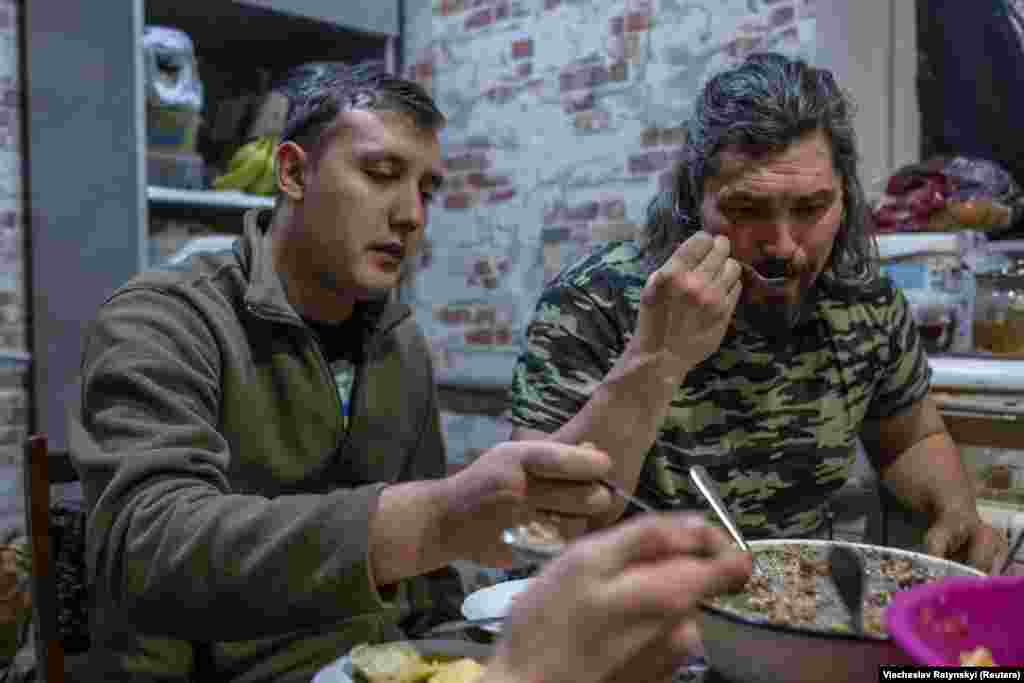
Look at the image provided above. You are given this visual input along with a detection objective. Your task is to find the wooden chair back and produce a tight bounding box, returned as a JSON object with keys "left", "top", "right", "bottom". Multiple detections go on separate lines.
{"left": 22, "top": 434, "right": 81, "bottom": 683}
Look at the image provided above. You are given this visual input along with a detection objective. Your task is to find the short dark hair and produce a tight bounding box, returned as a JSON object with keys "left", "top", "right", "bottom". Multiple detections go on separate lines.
{"left": 276, "top": 61, "right": 445, "bottom": 154}
{"left": 641, "top": 52, "right": 879, "bottom": 291}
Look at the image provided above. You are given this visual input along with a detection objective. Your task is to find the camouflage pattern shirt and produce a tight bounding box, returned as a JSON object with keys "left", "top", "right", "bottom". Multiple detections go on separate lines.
{"left": 507, "top": 241, "right": 931, "bottom": 539}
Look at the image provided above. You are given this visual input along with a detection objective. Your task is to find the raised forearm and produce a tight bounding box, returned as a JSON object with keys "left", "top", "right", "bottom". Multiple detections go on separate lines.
{"left": 536, "top": 350, "right": 685, "bottom": 526}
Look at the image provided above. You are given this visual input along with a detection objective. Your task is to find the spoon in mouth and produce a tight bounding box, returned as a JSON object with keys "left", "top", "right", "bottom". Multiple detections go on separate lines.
{"left": 739, "top": 261, "right": 788, "bottom": 289}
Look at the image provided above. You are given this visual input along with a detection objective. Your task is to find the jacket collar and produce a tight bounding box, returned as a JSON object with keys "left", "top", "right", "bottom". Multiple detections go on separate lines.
{"left": 237, "top": 209, "right": 412, "bottom": 337}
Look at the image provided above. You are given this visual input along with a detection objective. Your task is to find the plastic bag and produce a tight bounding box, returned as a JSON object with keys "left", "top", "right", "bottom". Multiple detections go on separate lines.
{"left": 142, "top": 26, "right": 203, "bottom": 112}
{"left": 872, "top": 156, "right": 1021, "bottom": 234}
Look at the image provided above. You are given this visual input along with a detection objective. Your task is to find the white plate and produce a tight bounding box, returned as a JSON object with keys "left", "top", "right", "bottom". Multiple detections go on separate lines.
{"left": 313, "top": 639, "right": 492, "bottom": 683}
{"left": 460, "top": 579, "right": 532, "bottom": 633}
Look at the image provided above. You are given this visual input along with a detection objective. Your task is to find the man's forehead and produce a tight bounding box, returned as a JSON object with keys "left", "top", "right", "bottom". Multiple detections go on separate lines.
{"left": 707, "top": 136, "right": 839, "bottom": 198}
{"left": 329, "top": 109, "right": 442, "bottom": 167}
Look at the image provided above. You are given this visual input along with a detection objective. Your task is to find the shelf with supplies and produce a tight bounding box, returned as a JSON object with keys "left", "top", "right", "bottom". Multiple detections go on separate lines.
{"left": 26, "top": 0, "right": 400, "bottom": 452}
{"left": 148, "top": 186, "right": 275, "bottom": 212}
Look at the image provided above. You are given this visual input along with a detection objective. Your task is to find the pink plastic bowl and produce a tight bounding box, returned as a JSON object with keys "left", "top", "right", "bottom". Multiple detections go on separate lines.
{"left": 885, "top": 575, "right": 1024, "bottom": 667}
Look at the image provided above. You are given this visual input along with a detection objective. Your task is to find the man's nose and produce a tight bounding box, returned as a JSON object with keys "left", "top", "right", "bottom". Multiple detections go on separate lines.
{"left": 392, "top": 185, "right": 427, "bottom": 234}
{"left": 759, "top": 218, "right": 798, "bottom": 260}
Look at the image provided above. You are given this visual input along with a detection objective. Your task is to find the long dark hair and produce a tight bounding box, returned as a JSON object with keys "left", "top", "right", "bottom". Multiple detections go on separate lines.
{"left": 640, "top": 52, "right": 879, "bottom": 292}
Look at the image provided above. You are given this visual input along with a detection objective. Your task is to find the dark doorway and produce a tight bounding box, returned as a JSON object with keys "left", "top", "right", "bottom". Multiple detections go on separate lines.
{"left": 916, "top": 0, "right": 1024, "bottom": 237}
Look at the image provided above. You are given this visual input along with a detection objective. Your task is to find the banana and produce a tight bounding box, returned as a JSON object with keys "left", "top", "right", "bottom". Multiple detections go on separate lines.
{"left": 214, "top": 145, "right": 268, "bottom": 192}
{"left": 215, "top": 137, "right": 276, "bottom": 192}
{"left": 248, "top": 158, "right": 277, "bottom": 195}
{"left": 245, "top": 138, "right": 277, "bottom": 195}
{"left": 225, "top": 139, "right": 260, "bottom": 173}
{"left": 213, "top": 157, "right": 262, "bottom": 191}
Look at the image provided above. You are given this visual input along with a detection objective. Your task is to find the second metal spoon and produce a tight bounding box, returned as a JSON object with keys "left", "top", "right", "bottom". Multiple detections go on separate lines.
{"left": 689, "top": 465, "right": 765, "bottom": 573}
{"left": 601, "top": 478, "right": 657, "bottom": 513}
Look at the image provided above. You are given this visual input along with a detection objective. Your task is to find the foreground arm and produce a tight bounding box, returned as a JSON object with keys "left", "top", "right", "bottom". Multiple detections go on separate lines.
{"left": 482, "top": 513, "right": 752, "bottom": 683}
{"left": 858, "top": 285, "right": 1006, "bottom": 573}
{"left": 861, "top": 396, "right": 1007, "bottom": 572}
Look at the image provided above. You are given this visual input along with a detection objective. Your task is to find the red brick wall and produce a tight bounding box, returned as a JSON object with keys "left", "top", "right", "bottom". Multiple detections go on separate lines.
{"left": 0, "top": 0, "right": 27, "bottom": 465}
{"left": 405, "top": 0, "right": 816, "bottom": 355}
{"left": 402, "top": 0, "right": 817, "bottom": 451}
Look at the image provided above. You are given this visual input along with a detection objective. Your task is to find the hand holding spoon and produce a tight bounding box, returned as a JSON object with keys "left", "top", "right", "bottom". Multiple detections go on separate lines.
{"left": 502, "top": 479, "right": 656, "bottom": 565}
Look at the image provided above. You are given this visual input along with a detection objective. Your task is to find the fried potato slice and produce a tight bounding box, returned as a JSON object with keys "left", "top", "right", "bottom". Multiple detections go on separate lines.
{"left": 349, "top": 642, "right": 430, "bottom": 683}
{"left": 427, "top": 658, "right": 486, "bottom": 683}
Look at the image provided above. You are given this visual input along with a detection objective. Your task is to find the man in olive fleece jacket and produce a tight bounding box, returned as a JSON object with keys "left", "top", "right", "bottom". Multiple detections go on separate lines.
{"left": 70, "top": 63, "right": 615, "bottom": 682}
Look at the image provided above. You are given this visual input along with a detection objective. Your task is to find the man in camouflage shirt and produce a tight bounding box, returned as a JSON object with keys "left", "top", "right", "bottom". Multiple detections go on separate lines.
{"left": 508, "top": 53, "right": 1007, "bottom": 571}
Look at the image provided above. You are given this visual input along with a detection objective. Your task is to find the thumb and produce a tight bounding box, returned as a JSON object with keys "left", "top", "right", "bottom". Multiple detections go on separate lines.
{"left": 639, "top": 267, "right": 664, "bottom": 307}
{"left": 924, "top": 519, "right": 965, "bottom": 559}
{"left": 636, "top": 268, "right": 672, "bottom": 347}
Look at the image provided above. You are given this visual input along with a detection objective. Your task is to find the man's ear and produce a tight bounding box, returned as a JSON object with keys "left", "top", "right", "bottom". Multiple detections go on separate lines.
{"left": 276, "top": 141, "right": 308, "bottom": 201}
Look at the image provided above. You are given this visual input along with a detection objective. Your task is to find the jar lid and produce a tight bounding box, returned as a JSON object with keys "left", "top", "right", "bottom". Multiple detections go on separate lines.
{"left": 977, "top": 256, "right": 1024, "bottom": 280}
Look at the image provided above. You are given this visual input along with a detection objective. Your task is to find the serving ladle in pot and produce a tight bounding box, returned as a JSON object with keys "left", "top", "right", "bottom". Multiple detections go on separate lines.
{"left": 689, "top": 465, "right": 765, "bottom": 575}
{"left": 828, "top": 544, "right": 865, "bottom": 635}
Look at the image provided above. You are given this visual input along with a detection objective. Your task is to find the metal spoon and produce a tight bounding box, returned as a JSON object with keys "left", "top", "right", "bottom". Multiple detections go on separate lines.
{"left": 740, "top": 261, "right": 788, "bottom": 289}
{"left": 600, "top": 478, "right": 657, "bottom": 513}
{"left": 502, "top": 479, "right": 656, "bottom": 565}
{"left": 828, "top": 544, "right": 865, "bottom": 635}
{"left": 422, "top": 616, "right": 505, "bottom": 637}
{"left": 689, "top": 465, "right": 765, "bottom": 573}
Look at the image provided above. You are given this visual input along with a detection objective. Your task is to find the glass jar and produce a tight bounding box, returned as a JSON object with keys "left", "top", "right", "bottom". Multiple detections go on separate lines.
{"left": 906, "top": 288, "right": 961, "bottom": 354}
{"left": 973, "top": 256, "right": 1024, "bottom": 356}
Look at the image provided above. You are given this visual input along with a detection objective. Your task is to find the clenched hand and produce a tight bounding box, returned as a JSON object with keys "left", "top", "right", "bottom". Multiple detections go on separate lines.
{"left": 631, "top": 232, "right": 743, "bottom": 383}
{"left": 924, "top": 507, "right": 1008, "bottom": 574}
{"left": 439, "top": 441, "right": 614, "bottom": 567}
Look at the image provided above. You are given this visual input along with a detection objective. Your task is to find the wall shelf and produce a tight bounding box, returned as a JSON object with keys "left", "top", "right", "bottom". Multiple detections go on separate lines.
{"left": 148, "top": 186, "right": 275, "bottom": 211}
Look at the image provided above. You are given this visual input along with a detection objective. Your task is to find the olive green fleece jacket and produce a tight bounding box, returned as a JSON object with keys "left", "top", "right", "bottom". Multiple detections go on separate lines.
{"left": 70, "top": 210, "right": 463, "bottom": 682}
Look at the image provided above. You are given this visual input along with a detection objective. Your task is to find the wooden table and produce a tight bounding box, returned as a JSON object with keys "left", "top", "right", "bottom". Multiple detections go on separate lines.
{"left": 932, "top": 391, "right": 1024, "bottom": 450}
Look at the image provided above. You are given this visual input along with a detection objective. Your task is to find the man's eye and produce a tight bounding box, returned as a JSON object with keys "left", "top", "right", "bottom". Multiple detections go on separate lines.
{"left": 366, "top": 168, "right": 398, "bottom": 182}
{"left": 725, "top": 206, "right": 763, "bottom": 220}
{"left": 793, "top": 204, "right": 828, "bottom": 219}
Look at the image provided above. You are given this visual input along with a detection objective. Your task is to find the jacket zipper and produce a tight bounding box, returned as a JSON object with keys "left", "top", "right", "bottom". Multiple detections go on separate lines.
{"left": 247, "top": 303, "right": 347, "bottom": 456}
{"left": 311, "top": 332, "right": 348, "bottom": 458}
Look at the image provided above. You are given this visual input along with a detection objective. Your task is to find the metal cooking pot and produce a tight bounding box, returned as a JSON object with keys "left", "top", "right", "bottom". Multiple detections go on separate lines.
{"left": 698, "top": 539, "right": 985, "bottom": 683}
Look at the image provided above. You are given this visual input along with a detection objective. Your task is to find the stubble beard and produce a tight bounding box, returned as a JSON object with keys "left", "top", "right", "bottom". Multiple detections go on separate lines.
{"left": 733, "top": 292, "right": 810, "bottom": 342}
{"left": 316, "top": 269, "right": 392, "bottom": 303}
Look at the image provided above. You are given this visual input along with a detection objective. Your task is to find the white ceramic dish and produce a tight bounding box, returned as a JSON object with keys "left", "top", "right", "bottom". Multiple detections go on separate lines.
{"left": 460, "top": 578, "right": 532, "bottom": 634}
{"left": 312, "top": 639, "right": 493, "bottom": 683}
